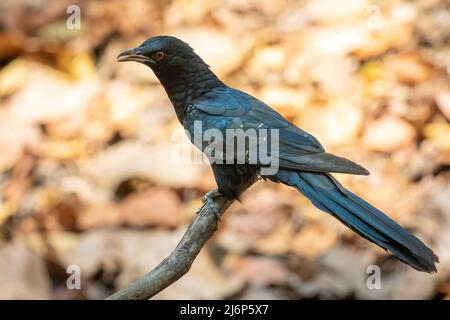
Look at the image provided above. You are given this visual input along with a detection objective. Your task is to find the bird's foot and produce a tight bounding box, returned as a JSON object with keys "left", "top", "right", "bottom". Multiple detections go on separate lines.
{"left": 196, "top": 188, "right": 222, "bottom": 222}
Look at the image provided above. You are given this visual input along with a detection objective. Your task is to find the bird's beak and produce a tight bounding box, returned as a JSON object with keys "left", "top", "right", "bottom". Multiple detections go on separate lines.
{"left": 117, "top": 48, "right": 155, "bottom": 64}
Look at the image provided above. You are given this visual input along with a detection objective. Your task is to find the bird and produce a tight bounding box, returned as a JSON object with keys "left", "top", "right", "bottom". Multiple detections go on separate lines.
{"left": 117, "top": 35, "right": 438, "bottom": 273}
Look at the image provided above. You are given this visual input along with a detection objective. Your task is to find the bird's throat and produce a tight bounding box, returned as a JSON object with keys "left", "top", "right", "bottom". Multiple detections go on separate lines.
{"left": 153, "top": 64, "right": 223, "bottom": 122}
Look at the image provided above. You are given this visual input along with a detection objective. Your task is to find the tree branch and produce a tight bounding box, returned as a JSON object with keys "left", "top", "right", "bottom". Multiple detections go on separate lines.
{"left": 106, "top": 191, "right": 235, "bottom": 300}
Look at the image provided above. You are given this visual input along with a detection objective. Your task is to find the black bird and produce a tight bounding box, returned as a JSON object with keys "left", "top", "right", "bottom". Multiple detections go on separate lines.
{"left": 118, "top": 35, "right": 438, "bottom": 273}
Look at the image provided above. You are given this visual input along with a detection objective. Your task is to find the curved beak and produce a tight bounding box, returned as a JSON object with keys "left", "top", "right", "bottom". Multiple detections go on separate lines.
{"left": 117, "top": 48, "right": 155, "bottom": 64}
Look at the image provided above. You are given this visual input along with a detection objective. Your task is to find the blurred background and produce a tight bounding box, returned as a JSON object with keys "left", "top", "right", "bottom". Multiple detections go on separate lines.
{"left": 0, "top": 0, "right": 449, "bottom": 299}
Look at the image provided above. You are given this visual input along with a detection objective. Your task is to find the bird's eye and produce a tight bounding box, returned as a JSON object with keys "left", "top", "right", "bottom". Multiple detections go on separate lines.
{"left": 153, "top": 51, "right": 167, "bottom": 61}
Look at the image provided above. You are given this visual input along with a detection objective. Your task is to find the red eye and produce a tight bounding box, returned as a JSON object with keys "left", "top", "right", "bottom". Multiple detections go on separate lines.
{"left": 153, "top": 51, "right": 166, "bottom": 61}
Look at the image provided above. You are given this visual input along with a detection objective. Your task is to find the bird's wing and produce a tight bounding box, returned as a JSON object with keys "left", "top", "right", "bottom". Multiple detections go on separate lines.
{"left": 190, "top": 86, "right": 369, "bottom": 175}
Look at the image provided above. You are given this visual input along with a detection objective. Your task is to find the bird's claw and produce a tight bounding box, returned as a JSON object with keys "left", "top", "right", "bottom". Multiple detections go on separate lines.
{"left": 204, "top": 196, "right": 221, "bottom": 221}
{"left": 196, "top": 189, "right": 222, "bottom": 222}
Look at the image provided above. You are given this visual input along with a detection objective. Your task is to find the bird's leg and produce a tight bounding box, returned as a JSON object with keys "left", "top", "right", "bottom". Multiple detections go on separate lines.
{"left": 196, "top": 188, "right": 223, "bottom": 221}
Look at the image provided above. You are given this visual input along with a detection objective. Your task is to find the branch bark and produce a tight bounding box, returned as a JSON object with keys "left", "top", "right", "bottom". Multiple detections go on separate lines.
{"left": 106, "top": 191, "right": 235, "bottom": 300}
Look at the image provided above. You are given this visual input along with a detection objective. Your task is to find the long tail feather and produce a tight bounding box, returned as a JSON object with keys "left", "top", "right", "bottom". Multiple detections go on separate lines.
{"left": 274, "top": 170, "right": 439, "bottom": 273}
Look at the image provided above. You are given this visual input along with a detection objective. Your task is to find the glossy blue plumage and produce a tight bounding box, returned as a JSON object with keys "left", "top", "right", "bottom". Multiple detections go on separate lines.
{"left": 120, "top": 35, "right": 439, "bottom": 273}
{"left": 184, "top": 87, "right": 438, "bottom": 273}
{"left": 274, "top": 170, "right": 438, "bottom": 272}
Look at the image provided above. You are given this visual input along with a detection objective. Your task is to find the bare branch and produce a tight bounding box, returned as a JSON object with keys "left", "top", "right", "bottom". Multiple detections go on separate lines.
{"left": 106, "top": 192, "right": 234, "bottom": 300}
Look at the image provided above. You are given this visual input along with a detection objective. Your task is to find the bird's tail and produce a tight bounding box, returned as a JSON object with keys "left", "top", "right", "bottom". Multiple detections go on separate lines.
{"left": 274, "top": 170, "right": 439, "bottom": 273}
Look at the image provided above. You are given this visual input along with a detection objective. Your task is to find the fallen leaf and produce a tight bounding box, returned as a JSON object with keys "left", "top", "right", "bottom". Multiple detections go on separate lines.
{"left": 362, "top": 116, "right": 416, "bottom": 152}
{"left": 423, "top": 123, "right": 450, "bottom": 151}
{"left": 0, "top": 242, "right": 51, "bottom": 299}
{"left": 226, "top": 255, "right": 289, "bottom": 285}
{"left": 291, "top": 224, "right": 337, "bottom": 260}
{"left": 119, "top": 188, "right": 182, "bottom": 228}
{"left": 436, "top": 90, "right": 450, "bottom": 121}
{"left": 79, "top": 141, "right": 205, "bottom": 193}
{"left": 386, "top": 54, "right": 432, "bottom": 84}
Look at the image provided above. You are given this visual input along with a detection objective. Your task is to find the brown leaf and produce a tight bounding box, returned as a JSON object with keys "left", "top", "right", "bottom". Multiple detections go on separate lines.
{"left": 362, "top": 116, "right": 416, "bottom": 152}
{"left": 226, "top": 255, "right": 289, "bottom": 285}
{"left": 225, "top": 188, "right": 293, "bottom": 242}
{"left": 387, "top": 54, "right": 432, "bottom": 84}
{"left": 0, "top": 242, "right": 51, "bottom": 299}
{"left": 119, "top": 188, "right": 182, "bottom": 228}
{"left": 291, "top": 224, "right": 337, "bottom": 260}
{"left": 436, "top": 89, "right": 450, "bottom": 121}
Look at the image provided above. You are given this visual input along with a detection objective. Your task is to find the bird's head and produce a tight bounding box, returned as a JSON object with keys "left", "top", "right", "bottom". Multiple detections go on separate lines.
{"left": 117, "top": 35, "right": 223, "bottom": 119}
{"left": 117, "top": 35, "right": 199, "bottom": 73}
